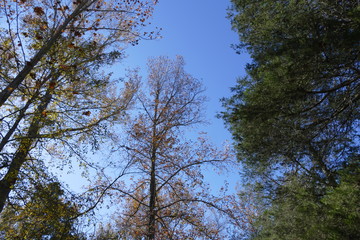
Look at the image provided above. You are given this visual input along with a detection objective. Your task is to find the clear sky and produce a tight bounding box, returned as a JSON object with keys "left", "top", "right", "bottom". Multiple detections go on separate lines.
{"left": 117, "top": 0, "right": 251, "bottom": 145}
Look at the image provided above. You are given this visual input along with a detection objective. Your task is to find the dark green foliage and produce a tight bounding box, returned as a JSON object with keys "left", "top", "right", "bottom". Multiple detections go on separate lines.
{"left": 223, "top": 0, "right": 360, "bottom": 184}
{"left": 223, "top": 0, "right": 360, "bottom": 182}
{"left": 222, "top": 0, "right": 360, "bottom": 238}
{"left": 252, "top": 161, "right": 360, "bottom": 240}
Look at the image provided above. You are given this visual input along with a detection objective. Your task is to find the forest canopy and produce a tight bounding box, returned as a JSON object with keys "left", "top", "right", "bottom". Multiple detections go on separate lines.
{"left": 0, "top": 0, "right": 359, "bottom": 239}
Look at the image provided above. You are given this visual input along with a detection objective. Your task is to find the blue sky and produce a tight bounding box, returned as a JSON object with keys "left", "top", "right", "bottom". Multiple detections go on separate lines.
{"left": 118, "top": 0, "right": 251, "bottom": 145}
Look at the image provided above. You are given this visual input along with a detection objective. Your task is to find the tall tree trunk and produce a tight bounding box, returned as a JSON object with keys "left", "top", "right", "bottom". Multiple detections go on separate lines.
{"left": 0, "top": 84, "right": 54, "bottom": 213}
{"left": 147, "top": 88, "right": 160, "bottom": 240}
{"left": 148, "top": 150, "right": 157, "bottom": 240}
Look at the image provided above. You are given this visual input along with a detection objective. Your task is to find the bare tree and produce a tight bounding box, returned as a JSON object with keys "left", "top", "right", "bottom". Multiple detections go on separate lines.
{"left": 103, "top": 56, "right": 233, "bottom": 239}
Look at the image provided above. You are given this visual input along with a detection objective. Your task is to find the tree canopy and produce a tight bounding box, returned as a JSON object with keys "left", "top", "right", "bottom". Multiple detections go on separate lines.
{"left": 222, "top": 0, "right": 360, "bottom": 238}
{"left": 0, "top": 0, "right": 156, "bottom": 214}
{"left": 223, "top": 0, "right": 359, "bottom": 185}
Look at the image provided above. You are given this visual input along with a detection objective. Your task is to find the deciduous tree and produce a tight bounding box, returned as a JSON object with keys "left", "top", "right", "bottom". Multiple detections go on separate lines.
{"left": 0, "top": 0, "right": 156, "bottom": 213}
{"left": 0, "top": 0, "right": 157, "bottom": 106}
{"left": 100, "top": 56, "right": 233, "bottom": 239}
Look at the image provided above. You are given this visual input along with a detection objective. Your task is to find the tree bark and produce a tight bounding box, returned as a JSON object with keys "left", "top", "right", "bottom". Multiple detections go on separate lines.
{"left": 148, "top": 148, "right": 157, "bottom": 240}
{"left": 147, "top": 88, "right": 160, "bottom": 240}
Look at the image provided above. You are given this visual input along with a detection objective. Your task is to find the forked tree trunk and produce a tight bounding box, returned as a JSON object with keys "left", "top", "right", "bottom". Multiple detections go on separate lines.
{"left": 0, "top": 84, "right": 54, "bottom": 213}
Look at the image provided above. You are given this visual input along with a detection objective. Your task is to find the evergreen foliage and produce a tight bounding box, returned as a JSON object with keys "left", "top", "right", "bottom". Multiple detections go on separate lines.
{"left": 222, "top": 0, "right": 360, "bottom": 238}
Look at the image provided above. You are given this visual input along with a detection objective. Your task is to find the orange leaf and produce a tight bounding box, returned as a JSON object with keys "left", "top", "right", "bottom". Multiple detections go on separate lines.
{"left": 34, "top": 7, "right": 45, "bottom": 16}
{"left": 82, "top": 111, "right": 91, "bottom": 116}
{"left": 49, "top": 82, "right": 56, "bottom": 89}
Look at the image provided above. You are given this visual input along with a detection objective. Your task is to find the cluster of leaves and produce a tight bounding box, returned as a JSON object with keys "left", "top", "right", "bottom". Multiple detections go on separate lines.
{"left": 222, "top": 0, "right": 360, "bottom": 239}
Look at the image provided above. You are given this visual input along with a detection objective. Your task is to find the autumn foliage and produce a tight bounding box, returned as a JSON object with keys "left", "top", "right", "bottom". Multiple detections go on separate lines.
{"left": 0, "top": 0, "right": 157, "bottom": 215}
